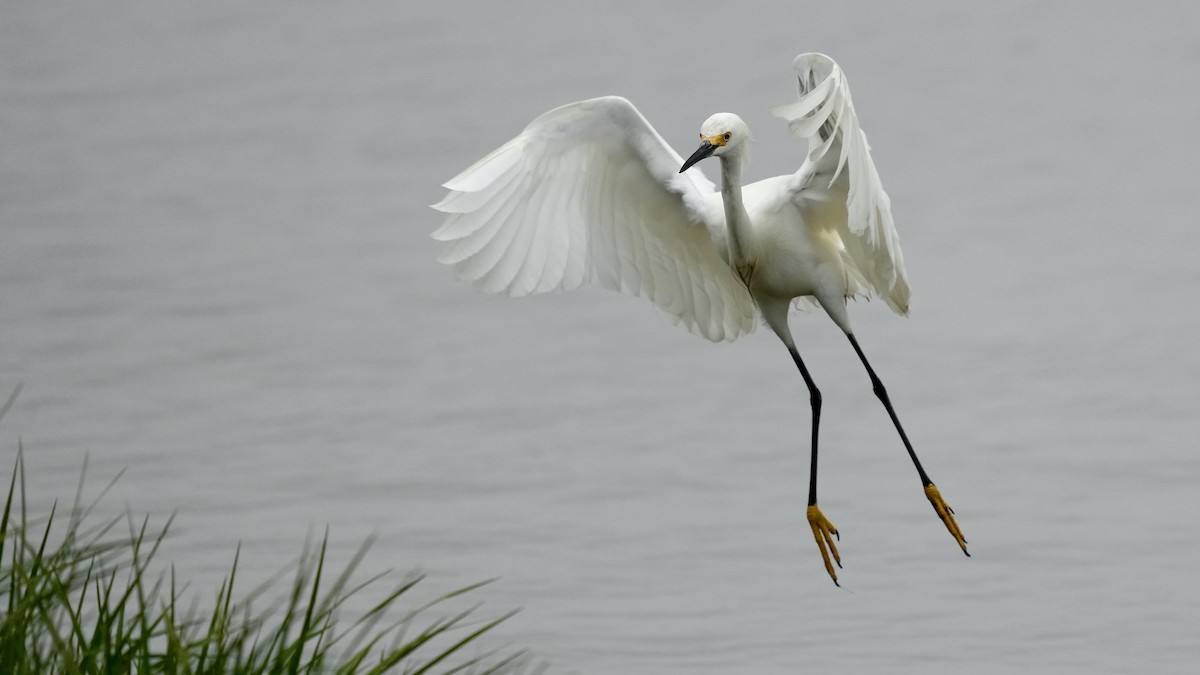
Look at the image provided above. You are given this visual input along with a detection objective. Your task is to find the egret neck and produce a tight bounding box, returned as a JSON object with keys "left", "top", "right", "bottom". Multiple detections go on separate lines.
{"left": 717, "top": 151, "right": 754, "bottom": 285}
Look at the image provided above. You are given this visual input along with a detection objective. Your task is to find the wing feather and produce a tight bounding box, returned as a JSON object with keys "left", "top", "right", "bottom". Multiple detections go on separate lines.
{"left": 432, "top": 96, "right": 756, "bottom": 341}
{"left": 771, "top": 53, "right": 911, "bottom": 315}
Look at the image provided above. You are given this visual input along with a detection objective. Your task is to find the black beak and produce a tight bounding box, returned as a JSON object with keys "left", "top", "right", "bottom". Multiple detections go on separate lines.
{"left": 679, "top": 141, "right": 717, "bottom": 173}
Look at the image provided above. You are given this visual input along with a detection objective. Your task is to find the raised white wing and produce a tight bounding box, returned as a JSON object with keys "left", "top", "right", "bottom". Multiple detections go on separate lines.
{"left": 771, "top": 53, "right": 911, "bottom": 315}
{"left": 432, "top": 96, "right": 757, "bottom": 342}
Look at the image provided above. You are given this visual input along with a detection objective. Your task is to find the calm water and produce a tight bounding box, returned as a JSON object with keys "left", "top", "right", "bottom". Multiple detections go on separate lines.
{"left": 4, "top": 1, "right": 1200, "bottom": 672}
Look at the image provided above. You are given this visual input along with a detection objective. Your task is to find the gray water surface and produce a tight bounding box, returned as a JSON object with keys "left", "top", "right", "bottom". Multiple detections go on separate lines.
{"left": 3, "top": 2, "right": 1199, "bottom": 672}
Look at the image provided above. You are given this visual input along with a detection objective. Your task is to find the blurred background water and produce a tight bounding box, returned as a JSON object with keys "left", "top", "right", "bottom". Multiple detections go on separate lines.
{"left": 3, "top": 1, "right": 1200, "bottom": 672}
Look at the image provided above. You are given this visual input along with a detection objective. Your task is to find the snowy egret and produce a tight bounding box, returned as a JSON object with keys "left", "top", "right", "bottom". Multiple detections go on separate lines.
{"left": 432, "top": 53, "right": 966, "bottom": 585}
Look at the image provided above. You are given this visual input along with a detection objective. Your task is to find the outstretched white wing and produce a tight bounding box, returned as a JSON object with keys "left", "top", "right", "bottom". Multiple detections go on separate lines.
{"left": 771, "top": 53, "right": 911, "bottom": 315}
{"left": 432, "top": 96, "right": 756, "bottom": 342}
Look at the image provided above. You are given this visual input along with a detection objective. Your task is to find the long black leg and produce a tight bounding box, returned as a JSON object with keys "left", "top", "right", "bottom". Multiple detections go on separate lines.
{"left": 787, "top": 345, "right": 841, "bottom": 584}
{"left": 846, "top": 334, "right": 931, "bottom": 486}
{"left": 786, "top": 346, "right": 822, "bottom": 505}
{"left": 846, "top": 333, "right": 969, "bottom": 555}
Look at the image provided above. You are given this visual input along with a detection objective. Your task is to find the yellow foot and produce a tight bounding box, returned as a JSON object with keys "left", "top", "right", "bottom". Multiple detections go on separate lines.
{"left": 924, "top": 483, "right": 969, "bottom": 556}
{"left": 806, "top": 504, "right": 841, "bottom": 586}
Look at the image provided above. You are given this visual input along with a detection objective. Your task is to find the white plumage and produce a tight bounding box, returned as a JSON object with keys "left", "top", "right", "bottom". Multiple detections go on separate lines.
{"left": 433, "top": 95, "right": 757, "bottom": 342}
{"left": 432, "top": 53, "right": 967, "bottom": 585}
{"left": 771, "top": 53, "right": 909, "bottom": 315}
{"left": 433, "top": 54, "right": 909, "bottom": 342}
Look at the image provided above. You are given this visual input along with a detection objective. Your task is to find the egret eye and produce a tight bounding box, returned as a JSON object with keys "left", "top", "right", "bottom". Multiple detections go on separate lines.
{"left": 723, "top": 132, "right": 732, "bottom": 141}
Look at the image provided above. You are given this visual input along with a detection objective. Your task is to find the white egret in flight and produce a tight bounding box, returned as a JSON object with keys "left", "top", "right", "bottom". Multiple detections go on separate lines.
{"left": 432, "top": 53, "right": 967, "bottom": 585}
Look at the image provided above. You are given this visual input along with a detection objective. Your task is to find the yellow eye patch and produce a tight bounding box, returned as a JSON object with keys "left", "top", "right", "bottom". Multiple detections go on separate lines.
{"left": 704, "top": 133, "right": 729, "bottom": 147}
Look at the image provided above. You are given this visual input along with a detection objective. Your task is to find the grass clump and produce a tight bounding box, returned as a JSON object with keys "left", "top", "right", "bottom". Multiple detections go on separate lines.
{"left": 0, "top": 391, "right": 533, "bottom": 673}
{"left": 0, "top": 453, "right": 530, "bottom": 674}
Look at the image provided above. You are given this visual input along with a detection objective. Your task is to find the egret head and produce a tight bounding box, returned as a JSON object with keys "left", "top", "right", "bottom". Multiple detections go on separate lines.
{"left": 679, "top": 113, "right": 749, "bottom": 173}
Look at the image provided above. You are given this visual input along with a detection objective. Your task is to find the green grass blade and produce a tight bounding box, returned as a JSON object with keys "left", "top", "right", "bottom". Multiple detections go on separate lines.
{"left": 0, "top": 452, "right": 537, "bottom": 674}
